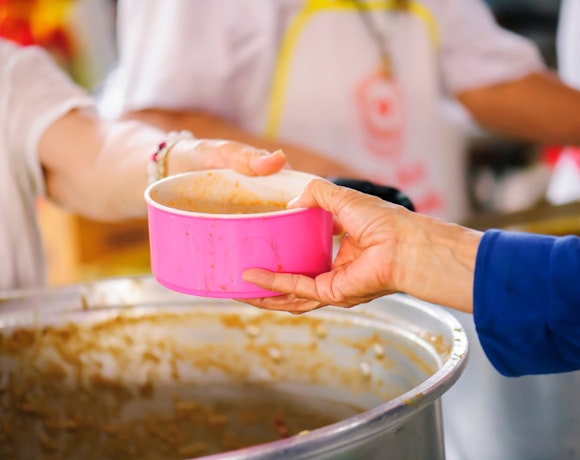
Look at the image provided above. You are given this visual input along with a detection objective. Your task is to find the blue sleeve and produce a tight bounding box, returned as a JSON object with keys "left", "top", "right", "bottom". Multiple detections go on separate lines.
{"left": 473, "top": 229, "right": 580, "bottom": 377}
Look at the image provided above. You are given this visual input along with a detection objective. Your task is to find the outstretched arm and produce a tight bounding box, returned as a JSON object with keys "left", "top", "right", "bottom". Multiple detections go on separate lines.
{"left": 458, "top": 72, "right": 580, "bottom": 145}
{"left": 242, "top": 179, "right": 480, "bottom": 313}
{"left": 39, "top": 108, "right": 287, "bottom": 221}
{"left": 121, "top": 109, "right": 363, "bottom": 179}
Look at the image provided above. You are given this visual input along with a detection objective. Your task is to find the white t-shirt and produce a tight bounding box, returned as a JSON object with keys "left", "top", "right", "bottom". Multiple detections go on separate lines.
{"left": 100, "top": 0, "right": 543, "bottom": 221}
{"left": 0, "top": 40, "right": 92, "bottom": 292}
{"left": 557, "top": 0, "right": 580, "bottom": 89}
{"left": 546, "top": 0, "right": 580, "bottom": 205}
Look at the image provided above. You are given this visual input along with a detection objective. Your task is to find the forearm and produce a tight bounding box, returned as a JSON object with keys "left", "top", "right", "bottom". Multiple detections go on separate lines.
{"left": 41, "top": 108, "right": 165, "bottom": 221}
{"left": 396, "top": 213, "right": 482, "bottom": 312}
{"left": 122, "top": 109, "right": 362, "bottom": 178}
{"left": 458, "top": 72, "right": 580, "bottom": 146}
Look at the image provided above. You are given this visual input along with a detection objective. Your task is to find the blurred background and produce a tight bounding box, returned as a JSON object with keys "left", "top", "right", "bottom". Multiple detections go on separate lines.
{"left": 1, "top": 0, "right": 578, "bottom": 286}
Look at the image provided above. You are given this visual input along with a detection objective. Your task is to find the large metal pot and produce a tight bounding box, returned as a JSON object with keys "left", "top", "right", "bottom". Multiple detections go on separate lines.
{"left": 443, "top": 309, "right": 580, "bottom": 460}
{"left": 0, "top": 276, "right": 467, "bottom": 460}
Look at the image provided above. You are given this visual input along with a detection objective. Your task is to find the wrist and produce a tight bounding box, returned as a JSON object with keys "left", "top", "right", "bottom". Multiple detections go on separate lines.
{"left": 148, "top": 130, "right": 195, "bottom": 184}
{"left": 395, "top": 213, "right": 482, "bottom": 312}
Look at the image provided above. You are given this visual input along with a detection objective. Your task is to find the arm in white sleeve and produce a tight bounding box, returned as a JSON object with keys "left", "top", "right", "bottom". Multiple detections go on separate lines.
{"left": 4, "top": 40, "right": 286, "bottom": 222}
{"left": 557, "top": 0, "right": 580, "bottom": 89}
{"left": 436, "top": 0, "right": 545, "bottom": 94}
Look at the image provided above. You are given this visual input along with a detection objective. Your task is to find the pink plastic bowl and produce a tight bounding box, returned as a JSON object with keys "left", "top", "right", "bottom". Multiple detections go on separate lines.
{"left": 144, "top": 169, "right": 333, "bottom": 298}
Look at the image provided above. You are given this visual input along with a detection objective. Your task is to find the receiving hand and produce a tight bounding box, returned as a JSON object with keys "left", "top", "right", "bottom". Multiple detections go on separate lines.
{"left": 240, "top": 178, "right": 411, "bottom": 313}
{"left": 241, "top": 179, "right": 479, "bottom": 314}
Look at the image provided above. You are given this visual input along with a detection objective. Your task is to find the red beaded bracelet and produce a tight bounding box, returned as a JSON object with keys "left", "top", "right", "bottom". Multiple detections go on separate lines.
{"left": 148, "top": 130, "right": 194, "bottom": 184}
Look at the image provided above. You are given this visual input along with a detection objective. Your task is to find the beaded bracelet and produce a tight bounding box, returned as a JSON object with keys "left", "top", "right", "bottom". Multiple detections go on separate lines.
{"left": 148, "top": 130, "right": 195, "bottom": 184}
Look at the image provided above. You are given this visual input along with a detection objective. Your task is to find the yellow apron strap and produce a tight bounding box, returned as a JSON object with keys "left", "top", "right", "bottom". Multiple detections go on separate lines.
{"left": 264, "top": 0, "right": 440, "bottom": 139}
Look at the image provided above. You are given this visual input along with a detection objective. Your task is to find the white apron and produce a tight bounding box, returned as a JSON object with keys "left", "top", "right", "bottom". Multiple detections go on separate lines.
{"left": 262, "top": 0, "right": 469, "bottom": 221}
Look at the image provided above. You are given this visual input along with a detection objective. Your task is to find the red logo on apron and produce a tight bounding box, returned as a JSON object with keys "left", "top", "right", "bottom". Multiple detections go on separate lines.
{"left": 355, "top": 72, "right": 404, "bottom": 158}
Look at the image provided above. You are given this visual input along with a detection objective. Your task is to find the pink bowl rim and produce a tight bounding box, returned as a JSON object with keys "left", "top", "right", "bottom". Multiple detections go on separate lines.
{"left": 144, "top": 170, "right": 321, "bottom": 220}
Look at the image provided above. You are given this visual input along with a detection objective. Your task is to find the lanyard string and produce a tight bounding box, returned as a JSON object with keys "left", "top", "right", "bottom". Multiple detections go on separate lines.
{"left": 349, "top": 0, "right": 402, "bottom": 76}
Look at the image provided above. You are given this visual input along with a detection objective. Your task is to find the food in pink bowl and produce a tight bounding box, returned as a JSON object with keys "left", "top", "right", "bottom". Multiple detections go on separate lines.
{"left": 144, "top": 169, "right": 333, "bottom": 298}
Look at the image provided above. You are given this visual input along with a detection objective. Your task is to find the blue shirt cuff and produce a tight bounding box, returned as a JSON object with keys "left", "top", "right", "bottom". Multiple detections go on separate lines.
{"left": 474, "top": 229, "right": 580, "bottom": 377}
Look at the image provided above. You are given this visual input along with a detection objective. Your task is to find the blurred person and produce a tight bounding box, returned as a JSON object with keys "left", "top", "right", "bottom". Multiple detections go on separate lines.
{"left": 99, "top": 0, "right": 580, "bottom": 222}
{"left": 546, "top": 0, "right": 580, "bottom": 205}
{"left": 557, "top": 0, "right": 580, "bottom": 89}
{"left": 241, "top": 178, "right": 580, "bottom": 378}
{"left": 0, "top": 38, "right": 286, "bottom": 292}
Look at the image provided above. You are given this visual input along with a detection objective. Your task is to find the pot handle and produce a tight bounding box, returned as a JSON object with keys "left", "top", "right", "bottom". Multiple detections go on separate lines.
{"left": 329, "top": 178, "right": 415, "bottom": 212}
